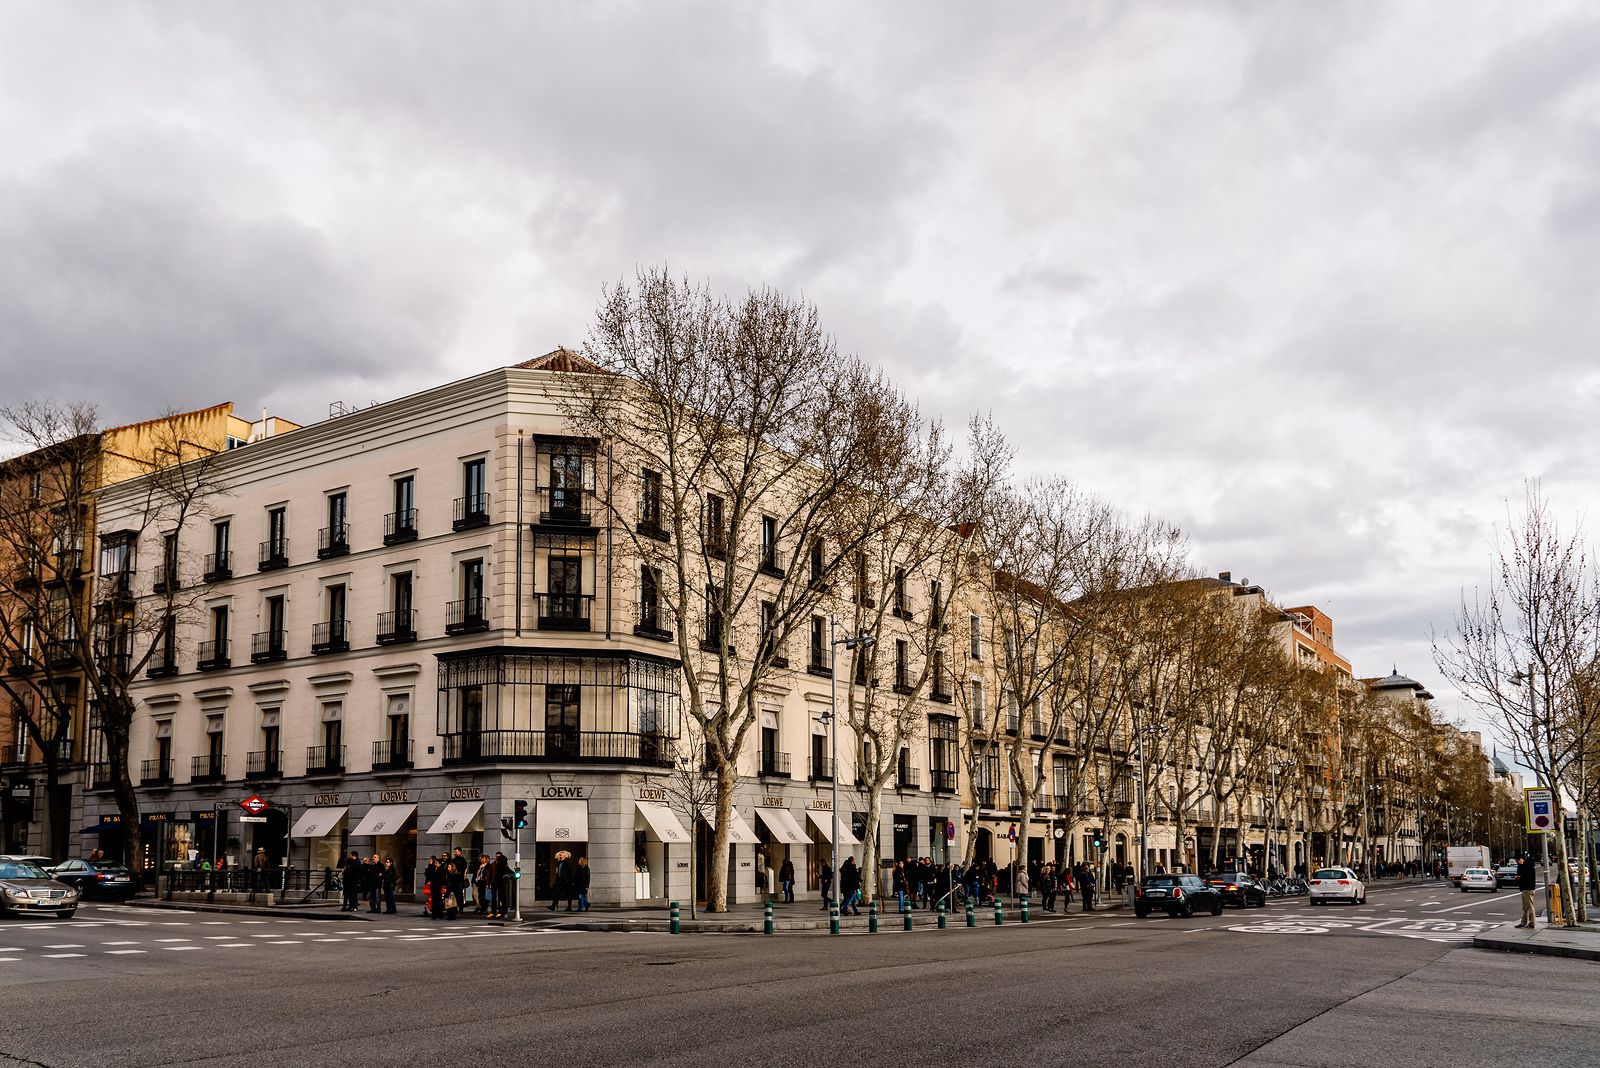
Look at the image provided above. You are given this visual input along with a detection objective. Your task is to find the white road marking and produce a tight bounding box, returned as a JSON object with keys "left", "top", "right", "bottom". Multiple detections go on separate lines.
{"left": 0, "top": 957, "right": 19, "bottom": 962}
{"left": 0, "top": 947, "right": 22, "bottom": 952}
{"left": 43, "top": 944, "right": 84, "bottom": 949}
{"left": 153, "top": 938, "right": 191, "bottom": 943}
{"left": 43, "top": 953, "right": 84, "bottom": 958}
{"left": 105, "top": 950, "right": 145, "bottom": 955}
{"left": 219, "top": 943, "right": 253, "bottom": 948}
{"left": 314, "top": 938, "right": 346, "bottom": 943}
{"left": 1423, "top": 898, "right": 1501, "bottom": 915}
{"left": 200, "top": 921, "right": 230, "bottom": 926}
{"left": 165, "top": 945, "right": 202, "bottom": 951}
{"left": 267, "top": 940, "right": 302, "bottom": 945}
{"left": 203, "top": 935, "right": 235, "bottom": 940}
{"left": 104, "top": 941, "right": 140, "bottom": 946}
{"left": 239, "top": 920, "right": 267, "bottom": 925}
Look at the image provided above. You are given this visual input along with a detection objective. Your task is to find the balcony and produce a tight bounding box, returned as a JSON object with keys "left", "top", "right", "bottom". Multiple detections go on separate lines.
{"left": 44, "top": 640, "right": 77, "bottom": 669}
{"left": 140, "top": 758, "right": 173, "bottom": 787}
{"left": 7, "top": 653, "right": 36, "bottom": 677}
{"left": 146, "top": 656, "right": 178, "bottom": 679}
{"left": 203, "top": 551, "right": 232, "bottom": 583}
{"left": 101, "top": 570, "right": 133, "bottom": 607}
{"left": 759, "top": 637, "right": 789, "bottom": 670}
{"left": 699, "top": 624, "right": 733, "bottom": 657}
{"left": 311, "top": 619, "right": 350, "bottom": 655}
{"left": 892, "top": 676, "right": 915, "bottom": 697}
{"left": 637, "top": 511, "right": 669, "bottom": 543}
{"left": 376, "top": 609, "right": 417, "bottom": 645}
{"left": 87, "top": 762, "right": 113, "bottom": 790}
{"left": 251, "top": 630, "right": 287, "bottom": 663}
{"left": 245, "top": 750, "right": 282, "bottom": 779}
{"left": 190, "top": 754, "right": 226, "bottom": 784}
{"left": 759, "top": 555, "right": 786, "bottom": 580}
{"left": 47, "top": 549, "right": 84, "bottom": 586}
{"left": 317, "top": 523, "right": 350, "bottom": 559}
{"left": 930, "top": 769, "right": 958, "bottom": 794}
{"left": 536, "top": 593, "right": 592, "bottom": 632}
{"left": 96, "top": 650, "right": 131, "bottom": 678}
{"left": 197, "top": 639, "right": 230, "bottom": 672}
{"left": 441, "top": 730, "right": 674, "bottom": 767}
{"left": 152, "top": 562, "right": 179, "bottom": 594}
{"left": 445, "top": 597, "right": 489, "bottom": 635}
{"left": 807, "top": 656, "right": 832, "bottom": 679}
{"left": 809, "top": 757, "right": 834, "bottom": 783}
{"left": 371, "top": 739, "right": 413, "bottom": 772}
{"left": 930, "top": 682, "right": 953, "bottom": 704}
{"left": 896, "top": 767, "right": 920, "bottom": 790}
{"left": 633, "top": 604, "right": 673, "bottom": 643}
{"left": 384, "top": 508, "right": 419, "bottom": 545}
{"left": 759, "top": 751, "right": 791, "bottom": 778}
{"left": 535, "top": 486, "right": 591, "bottom": 527}
{"left": 452, "top": 492, "right": 490, "bottom": 531}
{"left": 305, "top": 744, "right": 345, "bottom": 777}
{"left": 258, "top": 539, "right": 289, "bottom": 572}
{"left": 704, "top": 536, "right": 728, "bottom": 562}
{"left": 975, "top": 787, "right": 998, "bottom": 809}
{"left": 892, "top": 604, "right": 914, "bottom": 622}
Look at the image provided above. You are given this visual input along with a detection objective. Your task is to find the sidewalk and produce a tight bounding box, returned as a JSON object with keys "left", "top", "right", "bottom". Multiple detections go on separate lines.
{"left": 119, "top": 896, "right": 364, "bottom": 921}
{"left": 527, "top": 896, "right": 1126, "bottom": 934}
{"left": 1473, "top": 919, "right": 1600, "bottom": 962}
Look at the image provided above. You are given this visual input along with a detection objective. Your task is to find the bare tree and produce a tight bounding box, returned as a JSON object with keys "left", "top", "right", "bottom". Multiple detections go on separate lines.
{"left": 0, "top": 401, "right": 229, "bottom": 869}
{"left": 567, "top": 268, "right": 926, "bottom": 910}
{"left": 1434, "top": 484, "right": 1599, "bottom": 925}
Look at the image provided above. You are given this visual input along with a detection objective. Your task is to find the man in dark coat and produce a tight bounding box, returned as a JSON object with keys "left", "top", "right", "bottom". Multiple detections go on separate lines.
{"left": 550, "top": 853, "right": 575, "bottom": 911}
{"left": 840, "top": 857, "right": 862, "bottom": 915}
{"left": 1516, "top": 852, "right": 1539, "bottom": 928}
{"left": 340, "top": 851, "right": 364, "bottom": 911}
{"left": 819, "top": 861, "right": 834, "bottom": 910}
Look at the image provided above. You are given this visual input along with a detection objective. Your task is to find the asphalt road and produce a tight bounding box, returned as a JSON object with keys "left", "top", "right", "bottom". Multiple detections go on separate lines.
{"left": 1, "top": 882, "right": 1593, "bottom": 1068}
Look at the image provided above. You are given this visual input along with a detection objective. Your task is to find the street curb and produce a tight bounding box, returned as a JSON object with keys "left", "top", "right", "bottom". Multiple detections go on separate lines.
{"left": 118, "top": 898, "right": 366, "bottom": 921}
{"left": 1471, "top": 929, "right": 1600, "bottom": 962}
{"left": 523, "top": 902, "right": 1126, "bottom": 934}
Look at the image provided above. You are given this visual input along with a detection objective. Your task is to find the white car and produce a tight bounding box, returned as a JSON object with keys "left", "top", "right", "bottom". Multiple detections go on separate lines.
{"left": 1459, "top": 867, "right": 1498, "bottom": 893}
{"left": 1309, "top": 866, "right": 1366, "bottom": 905}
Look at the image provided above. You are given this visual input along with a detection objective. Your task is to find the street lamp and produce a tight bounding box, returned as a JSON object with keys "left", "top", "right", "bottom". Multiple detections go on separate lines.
{"left": 1267, "top": 759, "right": 1295, "bottom": 878}
{"left": 825, "top": 616, "right": 873, "bottom": 910}
{"left": 1133, "top": 717, "right": 1168, "bottom": 883}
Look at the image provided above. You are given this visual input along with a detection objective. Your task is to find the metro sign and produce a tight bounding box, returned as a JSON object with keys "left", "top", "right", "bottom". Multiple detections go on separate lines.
{"left": 239, "top": 794, "right": 270, "bottom": 816}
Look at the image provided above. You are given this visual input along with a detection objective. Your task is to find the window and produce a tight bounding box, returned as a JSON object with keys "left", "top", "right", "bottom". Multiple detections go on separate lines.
{"left": 931, "top": 649, "right": 949, "bottom": 699}
{"left": 970, "top": 680, "right": 985, "bottom": 728}
{"left": 321, "top": 492, "right": 349, "bottom": 556}
{"left": 809, "top": 616, "right": 827, "bottom": 671}
{"left": 929, "top": 717, "right": 958, "bottom": 786}
{"left": 893, "top": 568, "right": 908, "bottom": 616}
{"left": 760, "top": 726, "right": 780, "bottom": 774}
{"left": 640, "top": 469, "right": 664, "bottom": 535}
{"left": 455, "top": 459, "right": 489, "bottom": 529}
{"left": 326, "top": 583, "right": 346, "bottom": 627}
{"left": 1005, "top": 690, "right": 1020, "bottom": 732}
{"left": 809, "top": 539, "right": 825, "bottom": 587}
{"left": 969, "top": 613, "right": 982, "bottom": 659}
{"left": 268, "top": 507, "right": 287, "bottom": 548}
{"left": 894, "top": 639, "right": 910, "bottom": 692}
{"left": 810, "top": 732, "right": 829, "bottom": 780}
{"left": 854, "top": 552, "right": 873, "bottom": 605}
{"left": 760, "top": 516, "right": 781, "bottom": 573}
{"left": 255, "top": 593, "right": 286, "bottom": 660}
{"left": 157, "top": 532, "right": 179, "bottom": 591}
{"left": 461, "top": 558, "right": 484, "bottom": 605}
{"left": 205, "top": 716, "right": 225, "bottom": 770}
{"left": 704, "top": 494, "right": 726, "bottom": 556}
{"left": 545, "top": 684, "right": 580, "bottom": 758}
{"left": 547, "top": 448, "right": 588, "bottom": 518}
{"left": 207, "top": 520, "right": 231, "bottom": 579}
{"left": 387, "top": 476, "right": 417, "bottom": 542}
{"left": 638, "top": 566, "right": 664, "bottom": 634}
{"left": 929, "top": 580, "right": 943, "bottom": 627}
{"left": 392, "top": 572, "right": 413, "bottom": 615}
{"left": 703, "top": 584, "right": 724, "bottom": 649}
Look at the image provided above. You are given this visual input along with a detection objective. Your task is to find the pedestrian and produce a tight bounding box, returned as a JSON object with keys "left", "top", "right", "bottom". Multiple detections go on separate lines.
{"left": 250, "top": 848, "right": 269, "bottom": 902}
{"left": 779, "top": 856, "right": 795, "bottom": 903}
{"left": 1040, "top": 865, "right": 1057, "bottom": 912}
{"left": 576, "top": 856, "right": 592, "bottom": 912}
{"left": 381, "top": 857, "right": 398, "bottom": 914}
{"left": 1014, "top": 865, "right": 1030, "bottom": 900}
{"left": 366, "top": 853, "right": 383, "bottom": 913}
{"left": 550, "top": 850, "right": 576, "bottom": 911}
{"left": 820, "top": 861, "right": 834, "bottom": 910}
{"left": 1515, "top": 852, "right": 1538, "bottom": 929}
{"left": 340, "top": 850, "right": 364, "bottom": 911}
{"left": 892, "top": 861, "right": 908, "bottom": 912}
{"left": 840, "top": 857, "right": 862, "bottom": 915}
{"left": 493, "top": 852, "right": 513, "bottom": 918}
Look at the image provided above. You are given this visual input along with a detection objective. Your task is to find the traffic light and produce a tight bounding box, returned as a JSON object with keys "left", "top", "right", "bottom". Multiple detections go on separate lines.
{"left": 1093, "top": 835, "right": 1103, "bottom": 850}
{"left": 499, "top": 816, "right": 514, "bottom": 841}
{"left": 514, "top": 799, "right": 529, "bottom": 829}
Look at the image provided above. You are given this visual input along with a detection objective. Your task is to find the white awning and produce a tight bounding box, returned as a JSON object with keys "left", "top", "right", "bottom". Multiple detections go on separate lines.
{"left": 806, "top": 809, "right": 859, "bottom": 845}
{"left": 349, "top": 803, "right": 416, "bottom": 837}
{"left": 702, "top": 806, "right": 759, "bottom": 844}
{"left": 755, "top": 807, "right": 809, "bottom": 845}
{"left": 536, "top": 799, "right": 589, "bottom": 843}
{"left": 635, "top": 801, "right": 690, "bottom": 844}
{"left": 425, "top": 800, "right": 484, "bottom": 836}
{"left": 289, "top": 806, "right": 347, "bottom": 839}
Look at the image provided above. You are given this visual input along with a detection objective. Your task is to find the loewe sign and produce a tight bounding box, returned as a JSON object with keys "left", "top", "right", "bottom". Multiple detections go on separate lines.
{"left": 540, "top": 786, "right": 586, "bottom": 799}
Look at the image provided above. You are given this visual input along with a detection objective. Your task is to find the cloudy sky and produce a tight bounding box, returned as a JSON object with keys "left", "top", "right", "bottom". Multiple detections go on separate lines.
{"left": 3, "top": 2, "right": 1596, "bottom": 734}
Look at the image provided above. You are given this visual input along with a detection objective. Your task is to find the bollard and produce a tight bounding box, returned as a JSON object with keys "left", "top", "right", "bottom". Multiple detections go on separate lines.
{"left": 764, "top": 900, "right": 774, "bottom": 936}
{"left": 670, "top": 900, "right": 681, "bottom": 935}
{"left": 869, "top": 900, "right": 879, "bottom": 934}
{"left": 938, "top": 900, "right": 947, "bottom": 929}
{"left": 993, "top": 899, "right": 1003, "bottom": 926}
{"left": 1020, "top": 894, "right": 1030, "bottom": 924}
{"left": 830, "top": 903, "right": 841, "bottom": 935}
{"left": 903, "top": 904, "right": 914, "bottom": 932}
{"left": 966, "top": 901, "right": 976, "bottom": 928}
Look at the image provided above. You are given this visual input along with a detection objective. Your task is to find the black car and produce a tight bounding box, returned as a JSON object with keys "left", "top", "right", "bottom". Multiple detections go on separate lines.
{"left": 48, "top": 859, "right": 138, "bottom": 899}
{"left": 1207, "top": 871, "right": 1268, "bottom": 908}
{"left": 1134, "top": 873, "right": 1223, "bottom": 918}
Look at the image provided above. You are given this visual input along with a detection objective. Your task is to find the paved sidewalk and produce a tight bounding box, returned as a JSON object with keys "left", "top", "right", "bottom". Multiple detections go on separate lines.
{"left": 1473, "top": 918, "right": 1600, "bottom": 961}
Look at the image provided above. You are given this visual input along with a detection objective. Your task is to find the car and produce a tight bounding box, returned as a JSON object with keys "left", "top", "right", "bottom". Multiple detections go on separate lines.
{"left": 0, "top": 854, "right": 57, "bottom": 870}
{"left": 0, "top": 859, "right": 80, "bottom": 919}
{"left": 1309, "top": 866, "right": 1366, "bottom": 905}
{"left": 1206, "top": 871, "right": 1268, "bottom": 908}
{"left": 1134, "top": 873, "right": 1223, "bottom": 918}
{"left": 48, "top": 859, "right": 138, "bottom": 899}
{"left": 1459, "top": 867, "right": 1498, "bottom": 893}
{"left": 1494, "top": 863, "right": 1520, "bottom": 887}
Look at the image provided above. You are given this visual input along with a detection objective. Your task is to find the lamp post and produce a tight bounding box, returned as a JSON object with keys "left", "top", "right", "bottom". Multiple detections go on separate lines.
{"left": 1267, "top": 759, "right": 1295, "bottom": 878}
{"left": 827, "top": 616, "right": 874, "bottom": 910}
{"left": 1131, "top": 708, "right": 1168, "bottom": 883}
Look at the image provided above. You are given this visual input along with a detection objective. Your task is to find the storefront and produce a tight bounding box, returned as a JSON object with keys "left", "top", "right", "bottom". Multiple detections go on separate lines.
{"left": 632, "top": 788, "right": 689, "bottom": 902}
{"left": 289, "top": 805, "right": 348, "bottom": 873}
{"left": 348, "top": 801, "right": 417, "bottom": 887}
{"left": 531, "top": 796, "right": 589, "bottom": 903}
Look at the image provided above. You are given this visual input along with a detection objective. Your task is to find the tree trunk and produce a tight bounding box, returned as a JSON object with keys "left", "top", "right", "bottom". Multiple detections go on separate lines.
{"left": 707, "top": 765, "right": 735, "bottom": 912}
{"left": 861, "top": 781, "right": 884, "bottom": 905}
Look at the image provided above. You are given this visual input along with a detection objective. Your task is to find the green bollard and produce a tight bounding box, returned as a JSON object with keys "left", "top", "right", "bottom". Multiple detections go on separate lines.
{"left": 903, "top": 904, "right": 914, "bottom": 931}
{"left": 1021, "top": 894, "right": 1030, "bottom": 924}
{"left": 938, "top": 900, "right": 947, "bottom": 929}
{"left": 670, "top": 900, "right": 681, "bottom": 935}
{"left": 966, "top": 901, "right": 976, "bottom": 928}
{"left": 764, "top": 900, "right": 774, "bottom": 936}
{"left": 868, "top": 900, "right": 879, "bottom": 934}
{"left": 993, "top": 899, "right": 1003, "bottom": 926}
{"left": 830, "top": 903, "right": 840, "bottom": 935}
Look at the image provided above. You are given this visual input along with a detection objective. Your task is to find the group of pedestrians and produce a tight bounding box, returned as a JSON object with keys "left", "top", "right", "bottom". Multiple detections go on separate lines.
{"left": 547, "top": 850, "right": 592, "bottom": 912}
{"left": 338, "top": 851, "right": 400, "bottom": 914}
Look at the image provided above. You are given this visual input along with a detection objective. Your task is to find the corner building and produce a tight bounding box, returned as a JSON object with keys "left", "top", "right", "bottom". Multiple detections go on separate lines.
{"left": 88, "top": 355, "right": 955, "bottom": 907}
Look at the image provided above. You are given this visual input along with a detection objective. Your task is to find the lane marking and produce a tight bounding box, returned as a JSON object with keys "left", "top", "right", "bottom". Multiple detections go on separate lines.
{"left": 314, "top": 938, "right": 347, "bottom": 943}
{"left": 43, "top": 953, "right": 85, "bottom": 958}
{"left": 1423, "top": 898, "right": 1504, "bottom": 915}
{"left": 267, "top": 940, "right": 302, "bottom": 945}
{"left": 43, "top": 944, "right": 84, "bottom": 949}
{"left": 165, "top": 946, "right": 202, "bottom": 951}
{"left": 104, "top": 941, "right": 140, "bottom": 946}
{"left": 0, "top": 957, "right": 19, "bottom": 962}
{"left": 106, "top": 950, "right": 146, "bottom": 955}
{"left": 219, "top": 943, "right": 254, "bottom": 948}
{"left": 153, "top": 938, "right": 192, "bottom": 943}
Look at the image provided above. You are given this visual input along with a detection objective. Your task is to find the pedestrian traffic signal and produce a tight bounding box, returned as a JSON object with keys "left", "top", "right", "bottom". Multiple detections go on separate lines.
{"left": 514, "top": 799, "right": 528, "bottom": 829}
{"left": 500, "top": 816, "right": 514, "bottom": 841}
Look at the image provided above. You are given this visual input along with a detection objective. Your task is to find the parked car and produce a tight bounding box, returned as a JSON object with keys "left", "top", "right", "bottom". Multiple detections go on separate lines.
{"left": 1494, "top": 863, "right": 1520, "bottom": 887}
{"left": 48, "top": 859, "right": 138, "bottom": 899}
{"left": 1309, "top": 866, "right": 1366, "bottom": 905}
{"left": 1458, "top": 867, "right": 1498, "bottom": 893}
{"left": 0, "top": 854, "right": 57, "bottom": 870}
{"left": 0, "top": 859, "right": 80, "bottom": 919}
{"left": 1206, "top": 871, "right": 1268, "bottom": 908}
{"left": 1134, "top": 873, "right": 1223, "bottom": 918}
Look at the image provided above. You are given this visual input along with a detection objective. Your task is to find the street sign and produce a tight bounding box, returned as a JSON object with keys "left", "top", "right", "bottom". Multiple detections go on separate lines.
{"left": 1524, "top": 786, "right": 1554, "bottom": 833}
{"left": 239, "top": 794, "right": 270, "bottom": 816}
{"left": 945, "top": 822, "right": 955, "bottom": 841}
{"left": 239, "top": 815, "right": 268, "bottom": 824}
{"left": 1008, "top": 824, "right": 1017, "bottom": 843}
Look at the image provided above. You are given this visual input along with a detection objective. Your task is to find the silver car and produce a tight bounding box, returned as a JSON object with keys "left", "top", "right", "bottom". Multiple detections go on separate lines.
{"left": 0, "top": 859, "right": 80, "bottom": 919}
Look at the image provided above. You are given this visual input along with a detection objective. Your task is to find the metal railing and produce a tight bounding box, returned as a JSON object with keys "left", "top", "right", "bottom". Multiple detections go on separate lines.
{"left": 317, "top": 524, "right": 349, "bottom": 558}
{"left": 535, "top": 592, "right": 592, "bottom": 631}
{"left": 246, "top": 750, "right": 282, "bottom": 778}
{"left": 197, "top": 639, "right": 230, "bottom": 671}
{"left": 372, "top": 739, "right": 413, "bottom": 771}
{"left": 759, "top": 751, "right": 791, "bottom": 777}
{"left": 258, "top": 539, "right": 290, "bottom": 570}
{"left": 203, "top": 551, "right": 231, "bottom": 582}
{"left": 452, "top": 492, "right": 490, "bottom": 530}
{"left": 384, "top": 508, "right": 418, "bottom": 544}
{"left": 535, "top": 485, "right": 591, "bottom": 526}
{"left": 190, "top": 754, "right": 226, "bottom": 782}
{"left": 441, "top": 730, "right": 674, "bottom": 767}
{"left": 311, "top": 619, "right": 349, "bottom": 654}
{"left": 305, "top": 744, "right": 345, "bottom": 775}
{"left": 445, "top": 597, "right": 489, "bottom": 633}
{"left": 251, "top": 630, "right": 287, "bottom": 662}
{"left": 140, "top": 758, "right": 172, "bottom": 785}
{"left": 809, "top": 757, "right": 834, "bottom": 782}
{"left": 930, "top": 769, "right": 959, "bottom": 793}
{"left": 376, "top": 609, "right": 417, "bottom": 643}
